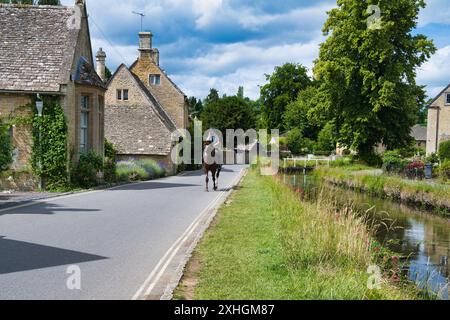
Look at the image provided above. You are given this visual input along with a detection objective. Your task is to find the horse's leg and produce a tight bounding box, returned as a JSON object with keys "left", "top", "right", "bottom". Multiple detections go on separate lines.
{"left": 205, "top": 170, "right": 209, "bottom": 192}
{"left": 212, "top": 168, "right": 217, "bottom": 191}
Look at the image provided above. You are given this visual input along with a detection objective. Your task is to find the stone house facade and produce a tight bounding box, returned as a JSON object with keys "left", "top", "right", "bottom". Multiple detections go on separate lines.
{"left": 427, "top": 84, "right": 450, "bottom": 155}
{"left": 0, "top": 1, "right": 106, "bottom": 171}
{"left": 104, "top": 32, "right": 188, "bottom": 175}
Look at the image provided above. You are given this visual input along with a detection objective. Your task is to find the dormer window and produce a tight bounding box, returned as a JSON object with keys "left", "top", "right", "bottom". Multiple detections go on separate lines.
{"left": 117, "top": 89, "right": 129, "bottom": 101}
{"left": 149, "top": 74, "right": 161, "bottom": 86}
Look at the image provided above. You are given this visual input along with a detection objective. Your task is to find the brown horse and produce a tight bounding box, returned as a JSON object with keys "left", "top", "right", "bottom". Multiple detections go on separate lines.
{"left": 203, "top": 141, "right": 221, "bottom": 192}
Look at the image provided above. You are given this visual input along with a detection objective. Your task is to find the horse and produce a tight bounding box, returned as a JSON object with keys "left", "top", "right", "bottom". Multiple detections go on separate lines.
{"left": 203, "top": 142, "right": 222, "bottom": 192}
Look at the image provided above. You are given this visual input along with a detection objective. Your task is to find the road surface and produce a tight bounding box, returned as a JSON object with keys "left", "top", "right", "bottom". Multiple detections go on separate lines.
{"left": 0, "top": 165, "right": 245, "bottom": 300}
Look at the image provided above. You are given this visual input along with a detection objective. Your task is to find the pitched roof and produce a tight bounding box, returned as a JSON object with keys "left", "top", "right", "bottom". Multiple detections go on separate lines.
{"left": 410, "top": 124, "right": 427, "bottom": 141}
{"left": 0, "top": 4, "right": 80, "bottom": 93}
{"left": 105, "top": 65, "right": 177, "bottom": 156}
{"left": 108, "top": 64, "right": 177, "bottom": 132}
{"left": 427, "top": 84, "right": 450, "bottom": 107}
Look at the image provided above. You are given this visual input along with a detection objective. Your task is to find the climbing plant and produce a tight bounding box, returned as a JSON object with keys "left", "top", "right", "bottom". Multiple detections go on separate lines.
{"left": 32, "top": 99, "right": 69, "bottom": 190}
{"left": 0, "top": 120, "right": 12, "bottom": 171}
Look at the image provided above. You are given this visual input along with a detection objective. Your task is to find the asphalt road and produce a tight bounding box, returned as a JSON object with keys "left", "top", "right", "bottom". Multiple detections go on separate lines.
{"left": 0, "top": 165, "right": 245, "bottom": 300}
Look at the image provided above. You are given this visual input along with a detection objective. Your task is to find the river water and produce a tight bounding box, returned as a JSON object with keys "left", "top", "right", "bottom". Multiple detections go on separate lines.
{"left": 283, "top": 173, "right": 450, "bottom": 300}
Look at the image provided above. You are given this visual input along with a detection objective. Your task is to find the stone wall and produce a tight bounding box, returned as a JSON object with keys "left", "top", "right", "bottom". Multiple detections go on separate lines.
{"left": 0, "top": 93, "right": 33, "bottom": 170}
{"left": 427, "top": 87, "right": 450, "bottom": 155}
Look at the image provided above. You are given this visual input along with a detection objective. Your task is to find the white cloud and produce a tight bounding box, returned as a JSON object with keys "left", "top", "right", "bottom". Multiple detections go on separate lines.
{"left": 419, "top": 0, "right": 450, "bottom": 26}
{"left": 170, "top": 39, "right": 321, "bottom": 99}
{"left": 417, "top": 45, "right": 450, "bottom": 98}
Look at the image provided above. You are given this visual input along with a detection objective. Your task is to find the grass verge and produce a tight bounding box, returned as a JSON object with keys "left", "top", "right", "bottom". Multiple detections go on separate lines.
{"left": 174, "top": 169, "right": 416, "bottom": 300}
{"left": 315, "top": 167, "right": 450, "bottom": 217}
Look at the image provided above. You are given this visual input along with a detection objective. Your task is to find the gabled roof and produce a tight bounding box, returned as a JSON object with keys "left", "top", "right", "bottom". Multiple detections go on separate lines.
{"left": 427, "top": 84, "right": 450, "bottom": 107}
{"left": 130, "top": 59, "right": 187, "bottom": 98}
{"left": 105, "top": 64, "right": 178, "bottom": 156}
{"left": 410, "top": 124, "right": 427, "bottom": 141}
{"left": 108, "top": 64, "right": 177, "bottom": 132}
{"left": 0, "top": 4, "right": 81, "bottom": 93}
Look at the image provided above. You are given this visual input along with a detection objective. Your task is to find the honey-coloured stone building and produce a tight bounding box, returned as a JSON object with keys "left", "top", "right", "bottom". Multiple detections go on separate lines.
{"left": 104, "top": 32, "right": 189, "bottom": 175}
{"left": 0, "top": 1, "right": 106, "bottom": 171}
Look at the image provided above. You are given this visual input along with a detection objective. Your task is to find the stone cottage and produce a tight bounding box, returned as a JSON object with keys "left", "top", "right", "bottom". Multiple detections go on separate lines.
{"left": 104, "top": 32, "right": 188, "bottom": 174}
{"left": 0, "top": 1, "right": 106, "bottom": 170}
{"left": 410, "top": 124, "right": 427, "bottom": 151}
{"left": 427, "top": 84, "right": 450, "bottom": 155}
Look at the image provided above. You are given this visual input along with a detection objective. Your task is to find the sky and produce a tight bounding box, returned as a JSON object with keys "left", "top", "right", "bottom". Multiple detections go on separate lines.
{"left": 62, "top": 0, "right": 450, "bottom": 100}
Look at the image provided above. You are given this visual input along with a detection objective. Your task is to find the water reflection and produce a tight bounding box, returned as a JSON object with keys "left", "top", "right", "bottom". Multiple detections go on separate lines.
{"left": 283, "top": 174, "right": 450, "bottom": 300}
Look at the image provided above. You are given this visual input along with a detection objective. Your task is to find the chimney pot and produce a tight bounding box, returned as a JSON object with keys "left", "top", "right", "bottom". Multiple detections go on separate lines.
{"left": 139, "top": 32, "right": 153, "bottom": 59}
{"left": 96, "top": 48, "right": 107, "bottom": 83}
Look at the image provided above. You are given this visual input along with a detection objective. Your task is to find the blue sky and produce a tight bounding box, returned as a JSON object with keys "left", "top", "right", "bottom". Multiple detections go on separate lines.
{"left": 63, "top": 0, "right": 450, "bottom": 100}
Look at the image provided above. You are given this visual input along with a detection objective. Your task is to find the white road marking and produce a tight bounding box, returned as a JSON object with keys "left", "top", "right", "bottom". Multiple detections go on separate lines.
{"left": 131, "top": 189, "right": 225, "bottom": 300}
{"left": 132, "top": 168, "right": 245, "bottom": 300}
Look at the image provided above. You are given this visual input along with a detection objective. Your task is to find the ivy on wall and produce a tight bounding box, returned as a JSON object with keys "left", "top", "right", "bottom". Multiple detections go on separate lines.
{"left": 0, "top": 120, "right": 12, "bottom": 171}
{"left": 31, "top": 98, "right": 69, "bottom": 190}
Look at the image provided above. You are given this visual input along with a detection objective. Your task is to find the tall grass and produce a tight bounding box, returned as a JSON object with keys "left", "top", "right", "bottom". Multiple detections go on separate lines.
{"left": 181, "top": 169, "right": 415, "bottom": 300}
{"left": 315, "top": 167, "right": 450, "bottom": 216}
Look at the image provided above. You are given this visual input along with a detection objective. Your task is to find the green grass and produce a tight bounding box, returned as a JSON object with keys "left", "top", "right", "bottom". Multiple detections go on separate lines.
{"left": 175, "top": 169, "right": 416, "bottom": 300}
{"left": 315, "top": 167, "right": 450, "bottom": 217}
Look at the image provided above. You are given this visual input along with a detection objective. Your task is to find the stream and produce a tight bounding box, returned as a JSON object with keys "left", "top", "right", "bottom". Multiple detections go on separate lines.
{"left": 283, "top": 173, "right": 450, "bottom": 300}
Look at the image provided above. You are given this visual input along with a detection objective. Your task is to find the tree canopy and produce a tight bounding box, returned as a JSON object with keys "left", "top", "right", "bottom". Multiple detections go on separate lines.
{"left": 313, "top": 0, "right": 436, "bottom": 160}
{"left": 260, "top": 63, "right": 312, "bottom": 132}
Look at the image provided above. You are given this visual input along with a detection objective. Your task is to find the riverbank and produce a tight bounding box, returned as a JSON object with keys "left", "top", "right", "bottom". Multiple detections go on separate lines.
{"left": 315, "top": 167, "right": 450, "bottom": 216}
{"left": 174, "top": 169, "right": 416, "bottom": 300}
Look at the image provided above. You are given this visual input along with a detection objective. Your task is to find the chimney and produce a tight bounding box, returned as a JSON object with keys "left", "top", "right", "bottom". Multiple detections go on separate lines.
{"left": 138, "top": 32, "right": 152, "bottom": 59}
{"left": 96, "top": 48, "right": 107, "bottom": 83}
{"left": 151, "top": 48, "right": 160, "bottom": 66}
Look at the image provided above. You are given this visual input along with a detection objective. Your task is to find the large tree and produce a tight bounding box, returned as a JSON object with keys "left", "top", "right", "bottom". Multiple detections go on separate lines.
{"left": 260, "top": 63, "right": 312, "bottom": 131}
{"left": 313, "top": 0, "right": 435, "bottom": 161}
{"left": 283, "top": 86, "right": 322, "bottom": 140}
{"left": 201, "top": 95, "right": 256, "bottom": 140}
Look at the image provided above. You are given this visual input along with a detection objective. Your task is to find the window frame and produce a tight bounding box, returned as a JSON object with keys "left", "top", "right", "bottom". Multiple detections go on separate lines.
{"left": 123, "top": 89, "right": 129, "bottom": 101}
{"left": 446, "top": 92, "right": 450, "bottom": 105}
{"left": 80, "top": 95, "right": 90, "bottom": 153}
{"left": 149, "top": 74, "right": 161, "bottom": 86}
{"left": 117, "top": 89, "right": 122, "bottom": 100}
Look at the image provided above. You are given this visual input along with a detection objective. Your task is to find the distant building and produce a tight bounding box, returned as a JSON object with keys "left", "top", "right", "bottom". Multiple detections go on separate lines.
{"left": 427, "top": 84, "right": 450, "bottom": 155}
{"left": 0, "top": 1, "right": 106, "bottom": 170}
{"left": 104, "top": 32, "right": 188, "bottom": 174}
{"left": 410, "top": 124, "right": 427, "bottom": 150}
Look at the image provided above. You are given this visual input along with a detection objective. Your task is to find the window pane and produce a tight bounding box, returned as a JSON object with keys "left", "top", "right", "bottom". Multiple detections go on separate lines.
{"left": 80, "top": 111, "right": 89, "bottom": 152}
{"left": 149, "top": 74, "right": 161, "bottom": 85}
{"left": 81, "top": 96, "right": 89, "bottom": 109}
{"left": 117, "top": 90, "right": 122, "bottom": 100}
{"left": 447, "top": 93, "right": 450, "bottom": 104}
{"left": 123, "top": 89, "right": 129, "bottom": 100}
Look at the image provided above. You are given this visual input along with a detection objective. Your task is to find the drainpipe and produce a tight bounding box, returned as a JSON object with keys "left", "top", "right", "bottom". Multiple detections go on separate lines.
{"left": 435, "top": 107, "right": 440, "bottom": 153}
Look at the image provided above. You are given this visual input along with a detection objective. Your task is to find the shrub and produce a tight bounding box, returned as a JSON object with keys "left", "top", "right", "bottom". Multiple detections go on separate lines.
{"left": 382, "top": 151, "right": 408, "bottom": 174}
{"left": 0, "top": 121, "right": 12, "bottom": 171}
{"left": 440, "top": 160, "right": 450, "bottom": 182}
{"left": 342, "top": 149, "right": 351, "bottom": 156}
{"left": 438, "top": 140, "right": 450, "bottom": 161}
{"left": 314, "top": 123, "right": 336, "bottom": 154}
{"left": 136, "top": 159, "right": 166, "bottom": 178}
{"left": 425, "top": 153, "right": 440, "bottom": 166}
{"left": 104, "top": 139, "right": 117, "bottom": 183}
{"left": 405, "top": 161, "right": 425, "bottom": 180}
{"left": 286, "top": 128, "right": 303, "bottom": 155}
{"left": 116, "top": 162, "right": 150, "bottom": 182}
{"left": 71, "top": 151, "right": 103, "bottom": 188}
